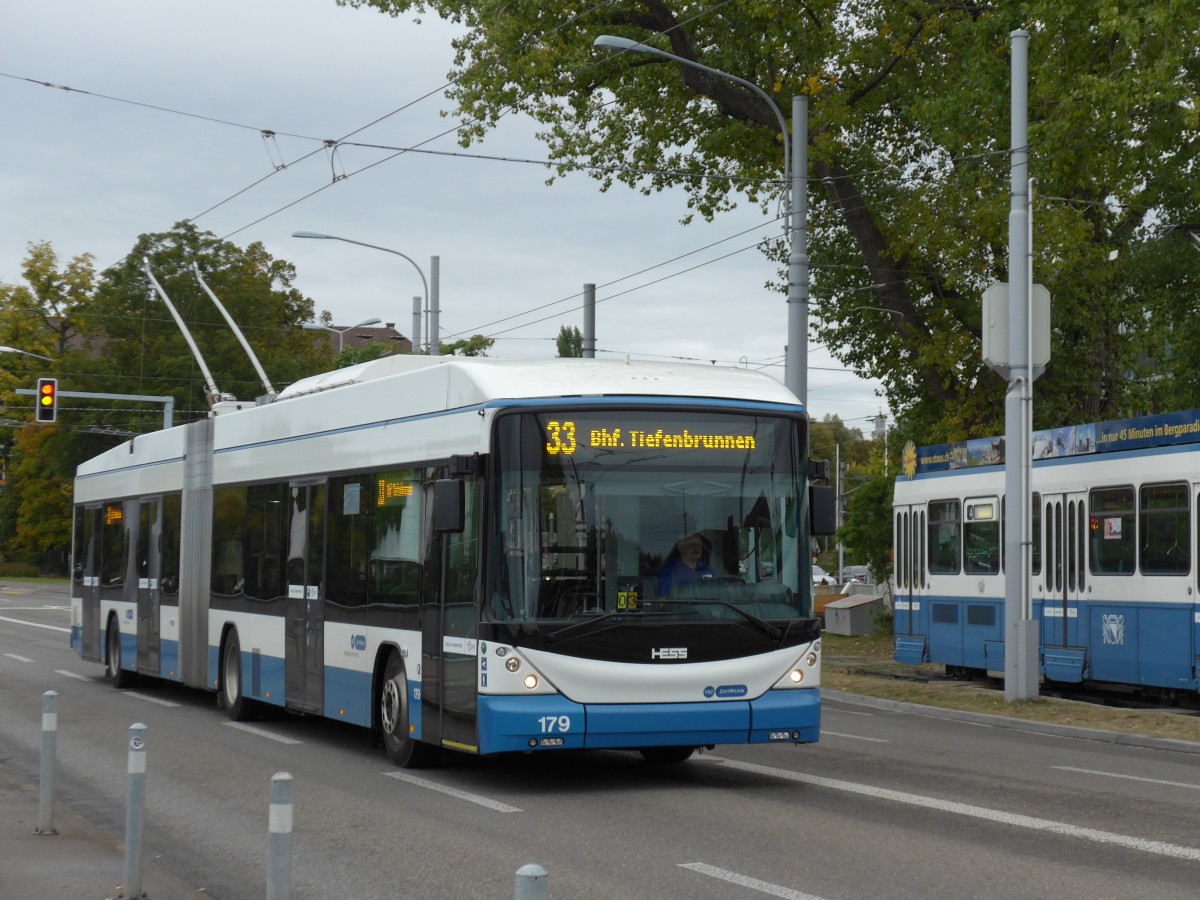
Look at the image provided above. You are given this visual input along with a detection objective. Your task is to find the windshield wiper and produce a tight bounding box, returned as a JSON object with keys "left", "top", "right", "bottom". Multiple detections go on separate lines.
{"left": 544, "top": 610, "right": 651, "bottom": 643}
{"left": 656, "top": 598, "right": 783, "bottom": 640}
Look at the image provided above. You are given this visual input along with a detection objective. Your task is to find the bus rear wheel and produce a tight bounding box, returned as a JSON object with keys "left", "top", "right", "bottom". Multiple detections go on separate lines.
{"left": 380, "top": 653, "right": 437, "bottom": 768}
{"left": 221, "top": 630, "right": 257, "bottom": 721}
{"left": 106, "top": 618, "right": 136, "bottom": 689}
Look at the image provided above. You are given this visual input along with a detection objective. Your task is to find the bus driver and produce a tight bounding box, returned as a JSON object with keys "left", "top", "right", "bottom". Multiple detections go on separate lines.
{"left": 657, "top": 532, "right": 716, "bottom": 595}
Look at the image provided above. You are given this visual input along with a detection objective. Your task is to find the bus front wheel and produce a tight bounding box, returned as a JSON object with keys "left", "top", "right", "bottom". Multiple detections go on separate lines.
{"left": 106, "top": 618, "right": 136, "bottom": 689}
{"left": 380, "top": 653, "right": 436, "bottom": 768}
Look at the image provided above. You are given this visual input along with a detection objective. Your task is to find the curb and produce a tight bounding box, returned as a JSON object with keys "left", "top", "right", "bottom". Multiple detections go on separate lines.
{"left": 821, "top": 688, "right": 1200, "bottom": 756}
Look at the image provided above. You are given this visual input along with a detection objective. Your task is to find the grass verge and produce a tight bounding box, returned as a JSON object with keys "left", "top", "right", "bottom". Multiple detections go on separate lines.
{"left": 822, "top": 629, "right": 1200, "bottom": 745}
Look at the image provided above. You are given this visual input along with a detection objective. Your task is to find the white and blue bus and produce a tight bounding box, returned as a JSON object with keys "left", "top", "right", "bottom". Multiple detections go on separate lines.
{"left": 894, "top": 409, "right": 1200, "bottom": 702}
{"left": 71, "top": 355, "right": 831, "bottom": 765}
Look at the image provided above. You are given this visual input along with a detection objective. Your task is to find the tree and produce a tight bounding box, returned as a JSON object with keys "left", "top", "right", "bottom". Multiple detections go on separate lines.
{"left": 439, "top": 334, "right": 495, "bottom": 357}
{"left": 343, "top": 0, "right": 1200, "bottom": 442}
{"left": 80, "top": 222, "right": 327, "bottom": 429}
{"left": 556, "top": 325, "right": 583, "bottom": 358}
{"left": 0, "top": 227, "right": 330, "bottom": 568}
{"left": 837, "top": 475, "right": 894, "bottom": 594}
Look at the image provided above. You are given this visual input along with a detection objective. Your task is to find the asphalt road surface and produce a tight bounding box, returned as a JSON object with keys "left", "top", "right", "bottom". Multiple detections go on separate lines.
{"left": 2, "top": 582, "right": 1197, "bottom": 899}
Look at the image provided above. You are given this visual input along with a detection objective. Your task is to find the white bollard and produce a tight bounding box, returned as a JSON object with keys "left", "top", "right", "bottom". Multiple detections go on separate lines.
{"left": 267, "top": 772, "right": 294, "bottom": 900}
{"left": 35, "top": 690, "right": 58, "bottom": 835}
{"left": 515, "top": 863, "right": 548, "bottom": 900}
{"left": 118, "top": 723, "right": 147, "bottom": 900}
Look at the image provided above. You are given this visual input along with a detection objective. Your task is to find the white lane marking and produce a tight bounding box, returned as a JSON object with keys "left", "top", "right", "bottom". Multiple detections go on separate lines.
{"left": 679, "top": 863, "right": 828, "bottom": 899}
{"left": 124, "top": 691, "right": 181, "bottom": 708}
{"left": 712, "top": 757, "right": 1200, "bottom": 861}
{"left": 1051, "top": 766, "right": 1200, "bottom": 791}
{"left": 0, "top": 614, "right": 70, "bottom": 634}
{"left": 3, "top": 606, "right": 69, "bottom": 611}
{"left": 224, "top": 722, "right": 302, "bottom": 745}
{"left": 4, "top": 653, "right": 33, "bottom": 662}
{"left": 384, "top": 771, "right": 522, "bottom": 813}
{"left": 821, "top": 730, "right": 888, "bottom": 743}
{"left": 56, "top": 669, "right": 92, "bottom": 682}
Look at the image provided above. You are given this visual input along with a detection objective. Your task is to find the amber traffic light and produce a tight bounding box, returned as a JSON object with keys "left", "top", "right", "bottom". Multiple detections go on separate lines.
{"left": 35, "top": 377, "right": 57, "bottom": 423}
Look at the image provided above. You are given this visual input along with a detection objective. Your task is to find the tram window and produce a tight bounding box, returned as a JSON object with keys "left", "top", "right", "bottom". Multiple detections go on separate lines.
{"left": 243, "top": 484, "right": 286, "bottom": 601}
{"left": 1089, "top": 486, "right": 1134, "bottom": 575}
{"left": 964, "top": 498, "right": 999, "bottom": 574}
{"left": 161, "top": 495, "right": 182, "bottom": 597}
{"left": 1139, "top": 482, "right": 1189, "bottom": 575}
{"left": 212, "top": 487, "right": 247, "bottom": 596}
{"left": 368, "top": 470, "right": 424, "bottom": 606}
{"left": 99, "top": 502, "right": 128, "bottom": 587}
{"left": 1031, "top": 493, "right": 1041, "bottom": 576}
{"left": 327, "top": 476, "right": 371, "bottom": 608}
{"left": 927, "top": 500, "right": 961, "bottom": 574}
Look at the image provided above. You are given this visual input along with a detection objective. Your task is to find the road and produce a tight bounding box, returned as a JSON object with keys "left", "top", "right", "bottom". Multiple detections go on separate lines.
{"left": 2, "top": 582, "right": 1198, "bottom": 899}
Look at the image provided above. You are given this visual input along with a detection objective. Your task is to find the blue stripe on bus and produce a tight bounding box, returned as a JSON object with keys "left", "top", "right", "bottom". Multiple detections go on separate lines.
{"left": 70, "top": 625, "right": 81, "bottom": 653}
{"left": 324, "top": 666, "right": 372, "bottom": 726}
{"left": 477, "top": 689, "right": 820, "bottom": 754}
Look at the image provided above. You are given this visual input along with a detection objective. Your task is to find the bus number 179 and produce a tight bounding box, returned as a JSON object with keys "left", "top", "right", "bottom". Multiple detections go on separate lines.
{"left": 538, "top": 716, "right": 571, "bottom": 733}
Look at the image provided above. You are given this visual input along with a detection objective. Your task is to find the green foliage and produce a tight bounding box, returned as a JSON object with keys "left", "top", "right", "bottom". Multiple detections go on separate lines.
{"left": 335, "top": 342, "right": 398, "bottom": 368}
{"left": 439, "top": 334, "right": 495, "bottom": 356}
{"left": 838, "top": 475, "right": 895, "bottom": 589}
{"left": 556, "top": 324, "right": 583, "bottom": 358}
{"left": 342, "top": 0, "right": 1200, "bottom": 443}
{"left": 0, "top": 225, "right": 332, "bottom": 567}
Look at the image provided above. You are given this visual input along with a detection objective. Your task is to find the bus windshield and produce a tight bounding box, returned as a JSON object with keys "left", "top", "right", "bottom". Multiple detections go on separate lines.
{"left": 489, "top": 408, "right": 809, "bottom": 623}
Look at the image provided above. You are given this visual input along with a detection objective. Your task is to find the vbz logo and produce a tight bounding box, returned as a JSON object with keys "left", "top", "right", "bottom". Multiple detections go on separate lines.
{"left": 651, "top": 647, "right": 687, "bottom": 660}
{"left": 350, "top": 634, "right": 367, "bottom": 651}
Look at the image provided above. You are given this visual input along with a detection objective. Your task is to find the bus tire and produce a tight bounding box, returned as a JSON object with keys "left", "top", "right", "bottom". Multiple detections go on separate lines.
{"left": 639, "top": 747, "right": 694, "bottom": 763}
{"left": 106, "top": 617, "right": 136, "bottom": 689}
{"left": 380, "top": 652, "right": 437, "bottom": 768}
{"left": 221, "top": 630, "right": 257, "bottom": 721}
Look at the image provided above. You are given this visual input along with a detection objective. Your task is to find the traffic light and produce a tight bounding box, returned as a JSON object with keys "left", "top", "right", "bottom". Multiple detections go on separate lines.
{"left": 35, "top": 377, "right": 57, "bottom": 423}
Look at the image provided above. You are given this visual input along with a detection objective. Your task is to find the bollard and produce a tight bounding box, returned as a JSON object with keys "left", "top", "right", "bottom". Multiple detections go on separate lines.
{"left": 515, "top": 863, "right": 548, "bottom": 900}
{"left": 267, "top": 772, "right": 294, "bottom": 900}
{"left": 119, "top": 723, "right": 147, "bottom": 900}
{"left": 35, "top": 690, "right": 58, "bottom": 835}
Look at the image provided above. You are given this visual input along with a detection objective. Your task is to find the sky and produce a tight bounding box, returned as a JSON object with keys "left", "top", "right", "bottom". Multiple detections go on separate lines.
{"left": 1, "top": 0, "right": 889, "bottom": 433}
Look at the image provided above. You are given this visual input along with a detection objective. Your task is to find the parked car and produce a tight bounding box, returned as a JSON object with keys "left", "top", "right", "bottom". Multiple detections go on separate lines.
{"left": 812, "top": 564, "right": 832, "bottom": 587}
{"left": 841, "top": 565, "right": 872, "bottom": 585}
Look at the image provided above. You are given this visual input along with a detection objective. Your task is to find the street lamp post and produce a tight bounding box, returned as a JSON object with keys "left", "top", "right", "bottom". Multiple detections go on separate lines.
{"left": 594, "top": 35, "right": 808, "bottom": 405}
{"left": 292, "top": 231, "right": 437, "bottom": 354}
{"left": 0, "top": 345, "right": 53, "bottom": 362}
{"left": 302, "top": 317, "right": 382, "bottom": 355}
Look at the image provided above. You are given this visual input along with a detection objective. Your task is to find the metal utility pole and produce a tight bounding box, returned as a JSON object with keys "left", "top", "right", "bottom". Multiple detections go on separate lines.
{"left": 583, "top": 284, "right": 596, "bottom": 358}
{"left": 1003, "top": 29, "right": 1039, "bottom": 702}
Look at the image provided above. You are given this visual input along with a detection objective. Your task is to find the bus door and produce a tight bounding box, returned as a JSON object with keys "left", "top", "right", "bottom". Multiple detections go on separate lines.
{"left": 285, "top": 481, "right": 326, "bottom": 713}
{"left": 135, "top": 498, "right": 162, "bottom": 676}
{"left": 1040, "top": 492, "right": 1087, "bottom": 655}
{"left": 74, "top": 505, "right": 101, "bottom": 661}
{"left": 423, "top": 477, "right": 480, "bottom": 754}
{"left": 893, "top": 503, "right": 928, "bottom": 663}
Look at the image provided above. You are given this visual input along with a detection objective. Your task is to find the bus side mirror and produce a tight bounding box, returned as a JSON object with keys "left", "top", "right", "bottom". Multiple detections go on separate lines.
{"left": 809, "top": 485, "right": 836, "bottom": 536}
{"left": 433, "top": 479, "right": 465, "bottom": 534}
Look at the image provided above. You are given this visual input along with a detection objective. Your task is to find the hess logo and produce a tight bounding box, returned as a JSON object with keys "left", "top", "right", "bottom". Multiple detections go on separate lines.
{"left": 651, "top": 647, "right": 687, "bottom": 660}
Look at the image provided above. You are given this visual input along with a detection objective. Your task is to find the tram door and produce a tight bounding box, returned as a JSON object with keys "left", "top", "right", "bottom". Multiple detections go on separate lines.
{"left": 284, "top": 481, "right": 326, "bottom": 713}
{"left": 894, "top": 504, "right": 927, "bottom": 641}
{"left": 1039, "top": 492, "right": 1087, "bottom": 651}
{"left": 75, "top": 506, "right": 101, "bottom": 661}
{"left": 423, "top": 478, "right": 480, "bottom": 753}
{"left": 135, "top": 498, "right": 162, "bottom": 676}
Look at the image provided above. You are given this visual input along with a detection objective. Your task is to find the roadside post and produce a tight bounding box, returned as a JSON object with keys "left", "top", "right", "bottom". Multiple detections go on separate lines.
{"left": 267, "top": 772, "right": 294, "bottom": 900}
{"left": 35, "top": 690, "right": 58, "bottom": 835}
{"left": 515, "top": 863, "right": 548, "bottom": 899}
{"left": 119, "top": 723, "right": 147, "bottom": 899}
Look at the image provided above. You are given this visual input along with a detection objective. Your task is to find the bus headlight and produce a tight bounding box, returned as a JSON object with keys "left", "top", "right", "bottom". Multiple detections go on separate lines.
{"left": 505, "top": 657, "right": 521, "bottom": 672}
{"left": 789, "top": 669, "right": 804, "bottom": 684}
{"left": 806, "top": 652, "right": 818, "bottom": 667}
{"left": 524, "top": 674, "right": 539, "bottom": 690}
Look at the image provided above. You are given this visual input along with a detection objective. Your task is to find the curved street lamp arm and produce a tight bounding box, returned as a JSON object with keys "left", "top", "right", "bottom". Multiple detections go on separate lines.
{"left": 594, "top": 35, "right": 789, "bottom": 185}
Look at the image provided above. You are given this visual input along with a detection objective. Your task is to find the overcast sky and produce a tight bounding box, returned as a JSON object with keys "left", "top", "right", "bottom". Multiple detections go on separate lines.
{"left": 2, "top": 0, "right": 889, "bottom": 431}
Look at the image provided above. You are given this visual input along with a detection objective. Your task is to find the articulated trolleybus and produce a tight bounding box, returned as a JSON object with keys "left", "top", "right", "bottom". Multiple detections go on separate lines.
{"left": 72, "top": 355, "right": 831, "bottom": 765}
{"left": 894, "top": 409, "right": 1200, "bottom": 702}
